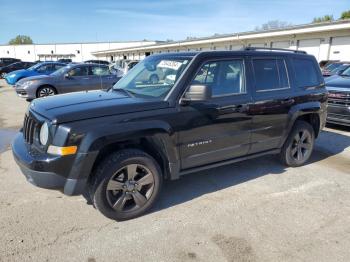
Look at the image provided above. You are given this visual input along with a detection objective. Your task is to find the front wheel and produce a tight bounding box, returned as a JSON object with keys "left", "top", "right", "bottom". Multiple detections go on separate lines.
{"left": 90, "top": 149, "right": 162, "bottom": 221}
{"left": 37, "top": 86, "right": 56, "bottom": 98}
{"left": 280, "top": 120, "right": 315, "bottom": 167}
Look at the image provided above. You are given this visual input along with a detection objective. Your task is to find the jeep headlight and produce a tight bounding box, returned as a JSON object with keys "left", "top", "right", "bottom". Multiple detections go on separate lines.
{"left": 39, "top": 122, "right": 49, "bottom": 145}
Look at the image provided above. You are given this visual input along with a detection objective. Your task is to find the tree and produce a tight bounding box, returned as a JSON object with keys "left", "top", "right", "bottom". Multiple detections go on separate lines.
{"left": 312, "top": 15, "right": 334, "bottom": 23}
{"left": 8, "top": 35, "right": 33, "bottom": 45}
{"left": 255, "top": 20, "right": 292, "bottom": 31}
{"left": 340, "top": 10, "right": 350, "bottom": 19}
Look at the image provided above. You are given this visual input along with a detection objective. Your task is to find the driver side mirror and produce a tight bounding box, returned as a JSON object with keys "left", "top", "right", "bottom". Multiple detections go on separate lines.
{"left": 181, "top": 84, "right": 212, "bottom": 104}
{"left": 64, "top": 73, "right": 71, "bottom": 79}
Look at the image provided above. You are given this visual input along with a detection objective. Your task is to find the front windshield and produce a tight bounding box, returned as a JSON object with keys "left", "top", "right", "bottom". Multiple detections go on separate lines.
{"left": 340, "top": 67, "right": 350, "bottom": 76}
{"left": 113, "top": 57, "right": 191, "bottom": 99}
{"left": 51, "top": 66, "right": 68, "bottom": 76}
{"left": 325, "top": 63, "right": 342, "bottom": 71}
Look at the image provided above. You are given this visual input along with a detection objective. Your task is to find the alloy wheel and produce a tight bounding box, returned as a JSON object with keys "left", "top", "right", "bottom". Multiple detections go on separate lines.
{"left": 38, "top": 87, "right": 55, "bottom": 97}
{"left": 290, "top": 130, "right": 312, "bottom": 161}
{"left": 106, "top": 164, "right": 155, "bottom": 212}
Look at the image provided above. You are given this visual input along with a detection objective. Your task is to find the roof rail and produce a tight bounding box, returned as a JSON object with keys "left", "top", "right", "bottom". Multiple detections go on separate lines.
{"left": 243, "top": 47, "right": 307, "bottom": 54}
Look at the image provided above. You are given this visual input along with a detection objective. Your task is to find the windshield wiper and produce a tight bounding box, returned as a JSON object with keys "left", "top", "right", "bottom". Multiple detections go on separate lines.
{"left": 113, "top": 88, "right": 136, "bottom": 97}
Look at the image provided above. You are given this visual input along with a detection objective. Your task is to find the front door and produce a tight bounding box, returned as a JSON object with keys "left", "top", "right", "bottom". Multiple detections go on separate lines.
{"left": 178, "top": 58, "right": 253, "bottom": 169}
{"left": 56, "top": 65, "right": 90, "bottom": 94}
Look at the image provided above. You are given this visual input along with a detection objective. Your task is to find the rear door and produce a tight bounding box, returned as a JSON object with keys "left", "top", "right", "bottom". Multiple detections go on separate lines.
{"left": 248, "top": 56, "right": 294, "bottom": 153}
{"left": 90, "top": 65, "right": 116, "bottom": 90}
{"left": 178, "top": 57, "right": 253, "bottom": 169}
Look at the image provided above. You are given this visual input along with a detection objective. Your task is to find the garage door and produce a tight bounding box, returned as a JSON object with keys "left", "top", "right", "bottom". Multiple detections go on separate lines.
{"left": 230, "top": 45, "right": 243, "bottom": 50}
{"left": 298, "top": 39, "right": 321, "bottom": 60}
{"left": 329, "top": 36, "right": 350, "bottom": 61}
{"left": 250, "top": 43, "right": 265, "bottom": 48}
{"left": 272, "top": 41, "right": 290, "bottom": 49}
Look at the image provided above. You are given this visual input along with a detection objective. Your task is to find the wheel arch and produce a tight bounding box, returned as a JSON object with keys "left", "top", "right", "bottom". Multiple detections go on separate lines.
{"left": 84, "top": 126, "right": 179, "bottom": 184}
{"left": 280, "top": 101, "right": 322, "bottom": 147}
{"left": 36, "top": 84, "right": 58, "bottom": 97}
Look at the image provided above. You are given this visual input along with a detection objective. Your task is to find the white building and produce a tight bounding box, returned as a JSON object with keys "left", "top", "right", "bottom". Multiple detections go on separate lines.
{"left": 92, "top": 19, "right": 350, "bottom": 62}
{"left": 0, "top": 41, "right": 158, "bottom": 62}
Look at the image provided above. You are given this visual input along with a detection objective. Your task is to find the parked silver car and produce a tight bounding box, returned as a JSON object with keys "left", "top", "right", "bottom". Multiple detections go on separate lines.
{"left": 15, "top": 63, "right": 120, "bottom": 100}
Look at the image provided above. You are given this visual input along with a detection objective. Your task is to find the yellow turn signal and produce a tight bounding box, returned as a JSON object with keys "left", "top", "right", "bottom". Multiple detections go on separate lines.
{"left": 47, "top": 145, "right": 77, "bottom": 156}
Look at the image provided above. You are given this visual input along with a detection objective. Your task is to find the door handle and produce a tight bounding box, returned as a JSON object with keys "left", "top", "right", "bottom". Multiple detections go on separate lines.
{"left": 281, "top": 98, "right": 294, "bottom": 105}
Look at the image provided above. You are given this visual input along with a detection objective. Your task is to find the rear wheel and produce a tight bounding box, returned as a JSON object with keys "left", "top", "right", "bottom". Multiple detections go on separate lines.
{"left": 90, "top": 149, "right": 162, "bottom": 221}
{"left": 37, "top": 86, "right": 56, "bottom": 98}
{"left": 280, "top": 120, "right": 315, "bottom": 167}
{"left": 1, "top": 72, "right": 6, "bottom": 79}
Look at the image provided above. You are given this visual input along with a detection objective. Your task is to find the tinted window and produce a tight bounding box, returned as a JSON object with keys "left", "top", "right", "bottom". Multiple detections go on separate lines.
{"left": 91, "top": 65, "right": 110, "bottom": 76}
{"left": 253, "top": 58, "right": 289, "bottom": 91}
{"left": 292, "top": 58, "right": 320, "bottom": 87}
{"left": 36, "top": 64, "right": 51, "bottom": 72}
{"left": 53, "top": 64, "right": 64, "bottom": 71}
{"left": 192, "top": 59, "right": 245, "bottom": 97}
{"left": 68, "top": 66, "right": 88, "bottom": 76}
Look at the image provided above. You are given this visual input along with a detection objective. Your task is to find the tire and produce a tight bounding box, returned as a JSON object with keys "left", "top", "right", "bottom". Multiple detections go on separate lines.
{"left": 1, "top": 72, "right": 6, "bottom": 79}
{"left": 90, "top": 149, "right": 163, "bottom": 221}
{"left": 149, "top": 74, "right": 159, "bottom": 84}
{"left": 280, "top": 120, "right": 315, "bottom": 167}
{"left": 36, "top": 86, "right": 57, "bottom": 98}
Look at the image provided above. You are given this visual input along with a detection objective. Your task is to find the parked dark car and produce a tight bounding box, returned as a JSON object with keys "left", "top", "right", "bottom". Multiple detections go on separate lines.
{"left": 0, "top": 57, "right": 21, "bottom": 67}
{"left": 15, "top": 63, "right": 120, "bottom": 100}
{"left": 58, "top": 58, "right": 72, "bottom": 63}
{"left": 325, "top": 67, "right": 350, "bottom": 126}
{"left": 84, "top": 59, "right": 109, "bottom": 65}
{"left": 12, "top": 49, "right": 327, "bottom": 221}
{"left": 0, "top": 61, "right": 35, "bottom": 78}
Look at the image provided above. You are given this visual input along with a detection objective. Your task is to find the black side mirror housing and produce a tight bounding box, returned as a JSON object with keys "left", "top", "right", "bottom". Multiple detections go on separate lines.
{"left": 181, "top": 85, "right": 212, "bottom": 104}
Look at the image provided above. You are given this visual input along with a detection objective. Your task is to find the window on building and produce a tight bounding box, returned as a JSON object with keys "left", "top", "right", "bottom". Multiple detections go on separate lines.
{"left": 252, "top": 58, "right": 289, "bottom": 91}
{"left": 192, "top": 59, "right": 245, "bottom": 97}
{"left": 292, "top": 58, "right": 320, "bottom": 87}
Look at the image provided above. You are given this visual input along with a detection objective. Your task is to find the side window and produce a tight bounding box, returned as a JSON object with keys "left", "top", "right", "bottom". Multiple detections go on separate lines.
{"left": 192, "top": 59, "right": 245, "bottom": 97}
{"left": 252, "top": 58, "right": 289, "bottom": 91}
{"left": 193, "top": 63, "right": 217, "bottom": 84}
{"left": 36, "top": 64, "right": 50, "bottom": 73}
{"left": 68, "top": 66, "right": 88, "bottom": 77}
{"left": 53, "top": 64, "right": 64, "bottom": 71}
{"left": 91, "top": 65, "right": 110, "bottom": 76}
{"left": 292, "top": 58, "right": 320, "bottom": 88}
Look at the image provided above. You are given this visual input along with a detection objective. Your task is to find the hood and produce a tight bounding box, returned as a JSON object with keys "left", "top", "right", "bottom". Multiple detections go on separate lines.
{"left": 17, "top": 74, "right": 50, "bottom": 83}
{"left": 29, "top": 90, "right": 169, "bottom": 124}
{"left": 325, "top": 75, "right": 350, "bottom": 89}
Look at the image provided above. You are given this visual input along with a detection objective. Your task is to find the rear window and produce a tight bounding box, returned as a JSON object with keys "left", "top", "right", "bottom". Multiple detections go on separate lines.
{"left": 292, "top": 58, "right": 320, "bottom": 88}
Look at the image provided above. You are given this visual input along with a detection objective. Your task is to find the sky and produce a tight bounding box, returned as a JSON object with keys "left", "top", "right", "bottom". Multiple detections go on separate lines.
{"left": 0, "top": 0, "right": 349, "bottom": 44}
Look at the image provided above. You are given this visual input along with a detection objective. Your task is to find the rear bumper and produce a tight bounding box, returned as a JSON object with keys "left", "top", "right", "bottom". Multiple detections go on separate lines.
{"left": 12, "top": 133, "right": 87, "bottom": 195}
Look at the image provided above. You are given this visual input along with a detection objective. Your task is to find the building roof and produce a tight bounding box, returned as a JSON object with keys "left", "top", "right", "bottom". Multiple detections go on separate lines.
{"left": 92, "top": 19, "right": 350, "bottom": 55}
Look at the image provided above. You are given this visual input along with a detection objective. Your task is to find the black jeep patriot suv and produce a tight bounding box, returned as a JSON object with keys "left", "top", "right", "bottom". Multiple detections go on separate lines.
{"left": 12, "top": 49, "right": 327, "bottom": 221}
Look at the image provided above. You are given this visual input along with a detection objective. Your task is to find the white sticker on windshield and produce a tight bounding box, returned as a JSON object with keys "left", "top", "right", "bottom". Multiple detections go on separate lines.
{"left": 158, "top": 60, "right": 182, "bottom": 70}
